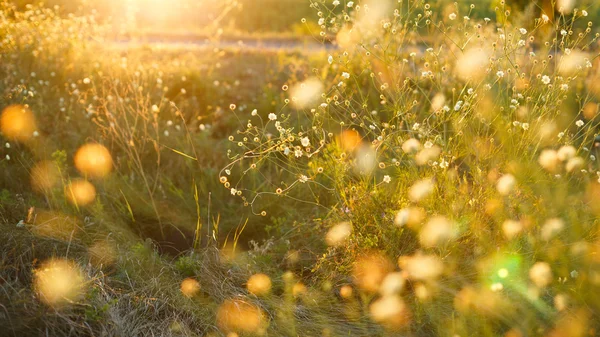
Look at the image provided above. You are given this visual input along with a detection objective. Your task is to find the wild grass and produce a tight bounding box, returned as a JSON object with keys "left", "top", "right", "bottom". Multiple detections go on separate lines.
{"left": 2, "top": 0, "right": 600, "bottom": 336}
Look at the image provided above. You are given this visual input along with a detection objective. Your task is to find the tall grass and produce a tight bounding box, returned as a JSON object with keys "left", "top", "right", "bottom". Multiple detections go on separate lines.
{"left": 2, "top": 0, "right": 600, "bottom": 336}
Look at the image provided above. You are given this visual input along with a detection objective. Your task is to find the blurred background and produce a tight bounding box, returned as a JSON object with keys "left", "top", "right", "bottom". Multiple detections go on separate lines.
{"left": 9, "top": 0, "right": 600, "bottom": 36}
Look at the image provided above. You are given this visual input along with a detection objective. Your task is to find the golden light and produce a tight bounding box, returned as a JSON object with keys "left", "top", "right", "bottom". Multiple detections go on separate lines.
{"left": 0, "top": 104, "right": 37, "bottom": 142}
{"left": 180, "top": 278, "right": 201, "bottom": 298}
{"left": 496, "top": 174, "right": 516, "bottom": 196}
{"left": 415, "top": 146, "right": 441, "bottom": 166}
{"left": 292, "top": 282, "right": 308, "bottom": 297}
{"left": 558, "top": 50, "right": 588, "bottom": 76}
{"left": 538, "top": 149, "right": 560, "bottom": 173}
{"left": 325, "top": 222, "right": 352, "bottom": 247}
{"left": 74, "top": 143, "right": 113, "bottom": 178}
{"left": 529, "top": 262, "right": 552, "bottom": 288}
{"left": 355, "top": 144, "right": 377, "bottom": 174}
{"left": 353, "top": 252, "right": 394, "bottom": 293}
{"left": 408, "top": 178, "right": 434, "bottom": 203}
{"left": 454, "top": 48, "right": 489, "bottom": 82}
{"left": 379, "top": 272, "right": 406, "bottom": 296}
{"left": 290, "top": 77, "right": 324, "bottom": 109}
{"left": 339, "top": 285, "right": 353, "bottom": 299}
{"left": 398, "top": 253, "right": 444, "bottom": 281}
{"left": 419, "top": 216, "right": 458, "bottom": 248}
{"left": 583, "top": 102, "right": 598, "bottom": 120}
{"left": 502, "top": 220, "right": 523, "bottom": 240}
{"left": 556, "top": 0, "right": 575, "bottom": 14}
{"left": 216, "top": 299, "right": 266, "bottom": 335}
{"left": 247, "top": 273, "right": 272, "bottom": 296}
{"left": 30, "top": 160, "right": 61, "bottom": 193}
{"left": 394, "top": 207, "right": 426, "bottom": 229}
{"left": 336, "top": 26, "right": 361, "bottom": 51}
{"left": 34, "top": 258, "right": 86, "bottom": 307}
{"left": 338, "top": 129, "right": 362, "bottom": 153}
{"left": 65, "top": 179, "right": 97, "bottom": 207}
{"left": 369, "top": 295, "right": 411, "bottom": 330}
{"left": 401, "top": 138, "right": 421, "bottom": 154}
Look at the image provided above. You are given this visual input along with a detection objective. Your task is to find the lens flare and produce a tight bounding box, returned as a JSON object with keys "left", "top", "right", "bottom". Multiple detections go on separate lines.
{"left": 408, "top": 178, "right": 434, "bottom": 203}
{"left": 369, "top": 295, "right": 411, "bottom": 330}
{"left": 455, "top": 48, "right": 489, "bottom": 82}
{"left": 355, "top": 144, "right": 377, "bottom": 174}
{"left": 538, "top": 149, "right": 560, "bottom": 173}
{"left": 379, "top": 272, "right": 406, "bottom": 296}
{"left": 290, "top": 77, "right": 324, "bottom": 109}
{"left": 556, "top": 0, "right": 575, "bottom": 14}
{"left": 502, "top": 220, "right": 523, "bottom": 239}
{"left": 402, "top": 138, "right": 422, "bottom": 154}
{"left": 74, "top": 143, "right": 113, "bottom": 178}
{"left": 180, "top": 278, "right": 201, "bottom": 298}
{"left": 415, "top": 146, "right": 440, "bottom": 166}
{"left": 65, "top": 179, "right": 97, "bottom": 207}
{"left": 583, "top": 102, "right": 598, "bottom": 120}
{"left": 247, "top": 273, "right": 272, "bottom": 296}
{"left": 496, "top": 174, "right": 516, "bottom": 196}
{"left": 338, "top": 129, "right": 362, "bottom": 152}
{"left": 325, "top": 221, "right": 353, "bottom": 247}
{"left": 398, "top": 253, "right": 444, "bottom": 281}
{"left": 557, "top": 146, "right": 576, "bottom": 162}
{"left": 216, "top": 299, "right": 266, "bottom": 334}
{"left": 394, "top": 207, "right": 426, "bottom": 229}
{"left": 292, "top": 282, "right": 307, "bottom": 297}
{"left": 353, "top": 252, "right": 394, "bottom": 293}
{"left": 529, "top": 262, "right": 552, "bottom": 288}
{"left": 339, "top": 285, "right": 353, "bottom": 299}
{"left": 419, "top": 216, "right": 458, "bottom": 248}
{"left": 0, "top": 104, "right": 37, "bottom": 142}
{"left": 34, "top": 258, "right": 86, "bottom": 306}
{"left": 336, "top": 26, "right": 361, "bottom": 51}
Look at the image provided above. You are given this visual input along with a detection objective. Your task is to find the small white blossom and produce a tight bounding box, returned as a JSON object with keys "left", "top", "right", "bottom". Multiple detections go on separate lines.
{"left": 448, "top": 13, "right": 457, "bottom": 20}
{"left": 576, "top": 120, "right": 584, "bottom": 127}
{"left": 541, "top": 75, "right": 551, "bottom": 85}
{"left": 301, "top": 137, "right": 310, "bottom": 147}
{"left": 542, "top": 14, "right": 549, "bottom": 23}
{"left": 268, "top": 113, "right": 277, "bottom": 121}
{"left": 342, "top": 72, "right": 350, "bottom": 79}
{"left": 383, "top": 175, "right": 391, "bottom": 183}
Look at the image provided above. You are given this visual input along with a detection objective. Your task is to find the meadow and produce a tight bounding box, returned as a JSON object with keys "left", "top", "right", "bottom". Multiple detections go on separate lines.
{"left": 2, "top": 0, "right": 600, "bottom": 336}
